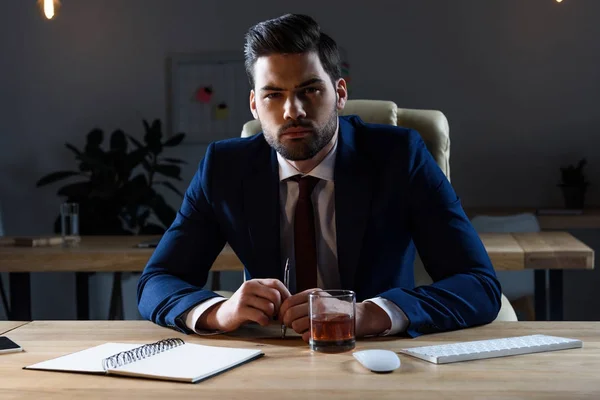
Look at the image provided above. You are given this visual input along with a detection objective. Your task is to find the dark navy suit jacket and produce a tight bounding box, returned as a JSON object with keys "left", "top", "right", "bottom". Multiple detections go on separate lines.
{"left": 137, "top": 115, "right": 501, "bottom": 337}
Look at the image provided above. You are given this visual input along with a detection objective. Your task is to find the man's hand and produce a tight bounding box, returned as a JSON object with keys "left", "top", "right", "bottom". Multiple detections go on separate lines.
{"left": 280, "top": 290, "right": 393, "bottom": 342}
{"left": 197, "top": 279, "right": 290, "bottom": 332}
{"left": 279, "top": 289, "right": 316, "bottom": 342}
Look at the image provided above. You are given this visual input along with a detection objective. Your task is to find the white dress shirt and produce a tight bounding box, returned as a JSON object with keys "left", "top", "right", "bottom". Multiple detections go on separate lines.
{"left": 185, "top": 132, "right": 409, "bottom": 335}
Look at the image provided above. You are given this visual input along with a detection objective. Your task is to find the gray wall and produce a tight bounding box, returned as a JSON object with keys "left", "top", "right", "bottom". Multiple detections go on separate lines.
{"left": 0, "top": 0, "right": 598, "bottom": 320}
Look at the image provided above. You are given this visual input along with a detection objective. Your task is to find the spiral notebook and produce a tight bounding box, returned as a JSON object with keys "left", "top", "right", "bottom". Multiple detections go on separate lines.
{"left": 24, "top": 338, "right": 264, "bottom": 383}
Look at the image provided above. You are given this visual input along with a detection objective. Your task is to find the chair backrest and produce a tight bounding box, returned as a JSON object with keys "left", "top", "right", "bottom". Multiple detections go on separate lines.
{"left": 241, "top": 99, "right": 451, "bottom": 180}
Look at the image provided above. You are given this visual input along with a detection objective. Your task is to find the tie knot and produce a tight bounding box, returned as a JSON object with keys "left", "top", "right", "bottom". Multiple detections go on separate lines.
{"left": 291, "top": 175, "right": 320, "bottom": 198}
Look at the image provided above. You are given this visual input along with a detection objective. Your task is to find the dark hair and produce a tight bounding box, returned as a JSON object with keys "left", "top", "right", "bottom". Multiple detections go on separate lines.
{"left": 244, "top": 14, "right": 341, "bottom": 88}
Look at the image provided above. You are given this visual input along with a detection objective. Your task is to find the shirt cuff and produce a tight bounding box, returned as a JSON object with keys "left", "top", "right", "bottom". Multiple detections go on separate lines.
{"left": 363, "top": 297, "right": 409, "bottom": 336}
{"left": 184, "top": 297, "right": 228, "bottom": 335}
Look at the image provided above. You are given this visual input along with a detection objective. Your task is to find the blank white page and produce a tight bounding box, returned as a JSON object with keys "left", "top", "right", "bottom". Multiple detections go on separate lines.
{"left": 26, "top": 343, "right": 143, "bottom": 373}
{"left": 109, "top": 343, "right": 263, "bottom": 383}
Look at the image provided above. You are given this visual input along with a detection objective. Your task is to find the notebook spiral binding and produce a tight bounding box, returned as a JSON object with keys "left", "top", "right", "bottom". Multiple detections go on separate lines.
{"left": 102, "top": 338, "right": 184, "bottom": 370}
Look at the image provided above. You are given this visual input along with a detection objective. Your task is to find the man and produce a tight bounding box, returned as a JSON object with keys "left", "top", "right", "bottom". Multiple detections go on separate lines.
{"left": 137, "top": 13, "right": 501, "bottom": 340}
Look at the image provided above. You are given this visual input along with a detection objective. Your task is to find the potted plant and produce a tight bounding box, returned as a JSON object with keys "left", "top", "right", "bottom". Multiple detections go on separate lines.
{"left": 36, "top": 118, "right": 186, "bottom": 235}
{"left": 558, "top": 158, "right": 589, "bottom": 210}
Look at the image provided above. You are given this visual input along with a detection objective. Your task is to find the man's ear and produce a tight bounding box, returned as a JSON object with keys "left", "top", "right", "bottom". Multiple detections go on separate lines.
{"left": 335, "top": 78, "right": 348, "bottom": 111}
{"left": 249, "top": 90, "right": 258, "bottom": 119}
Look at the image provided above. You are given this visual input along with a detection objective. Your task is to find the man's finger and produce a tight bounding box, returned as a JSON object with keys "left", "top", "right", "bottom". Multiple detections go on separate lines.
{"left": 239, "top": 306, "right": 270, "bottom": 327}
{"left": 247, "top": 284, "right": 282, "bottom": 312}
{"left": 257, "top": 279, "right": 291, "bottom": 300}
{"left": 291, "top": 316, "right": 310, "bottom": 334}
{"left": 302, "top": 331, "right": 310, "bottom": 343}
{"left": 243, "top": 294, "right": 276, "bottom": 317}
{"left": 280, "top": 288, "right": 318, "bottom": 320}
{"left": 282, "top": 303, "right": 308, "bottom": 327}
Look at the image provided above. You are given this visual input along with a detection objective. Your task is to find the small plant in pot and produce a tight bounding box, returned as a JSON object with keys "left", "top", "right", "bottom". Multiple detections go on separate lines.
{"left": 558, "top": 158, "right": 589, "bottom": 209}
{"left": 35, "top": 118, "right": 186, "bottom": 235}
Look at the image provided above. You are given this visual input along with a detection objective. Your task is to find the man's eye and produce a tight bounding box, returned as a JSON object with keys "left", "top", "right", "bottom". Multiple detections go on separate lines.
{"left": 302, "top": 87, "right": 318, "bottom": 94}
{"left": 265, "top": 93, "right": 281, "bottom": 99}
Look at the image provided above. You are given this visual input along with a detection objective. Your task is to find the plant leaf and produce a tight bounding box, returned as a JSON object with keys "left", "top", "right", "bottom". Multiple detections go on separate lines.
{"left": 120, "top": 174, "right": 150, "bottom": 205}
{"left": 78, "top": 151, "right": 113, "bottom": 174}
{"left": 136, "top": 208, "right": 151, "bottom": 228}
{"left": 159, "top": 157, "right": 187, "bottom": 165}
{"left": 163, "top": 133, "right": 185, "bottom": 147}
{"left": 154, "top": 181, "right": 184, "bottom": 197}
{"left": 36, "top": 171, "right": 81, "bottom": 187}
{"left": 110, "top": 129, "right": 128, "bottom": 153}
{"left": 125, "top": 147, "right": 149, "bottom": 174}
{"left": 57, "top": 181, "right": 93, "bottom": 198}
{"left": 127, "top": 134, "right": 145, "bottom": 149}
{"left": 65, "top": 143, "right": 82, "bottom": 157}
{"left": 154, "top": 164, "right": 181, "bottom": 180}
{"left": 144, "top": 119, "right": 163, "bottom": 155}
{"left": 151, "top": 119, "right": 162, "bottom": 135}
{"left": 86, "top": 128, "right": 104, "bottom": 148}
{"left": 137, "top": 159, "right": 151, "bottom": 177}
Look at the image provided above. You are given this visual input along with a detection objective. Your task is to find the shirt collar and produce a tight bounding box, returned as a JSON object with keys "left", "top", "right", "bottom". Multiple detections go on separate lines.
{"left": 277, "top": 132, "right": 338, "bottom": 182}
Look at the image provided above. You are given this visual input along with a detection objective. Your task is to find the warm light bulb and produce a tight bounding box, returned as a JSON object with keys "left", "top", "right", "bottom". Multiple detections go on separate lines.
{"left": 39, "top": 0, "right": 60, "bottom": 20}
{"left": 556, "top": 0, "right": 563, "bottom": 2}
{"left": 44, "top": 0, "right": 54, "bottom": 19}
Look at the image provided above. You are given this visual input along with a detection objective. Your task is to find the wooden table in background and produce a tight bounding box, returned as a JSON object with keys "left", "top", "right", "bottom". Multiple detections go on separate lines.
{"left": 0, "top": 321, "right": 29, "bottom": 335}
{"left": 1, "top": 320, "right": 599, "bottom": 399}
{"left": 466, "top": 207, "right": 600, "bottom": 230}
{"left": 0, "top": 233, "right": 594, "bottom": 321}
{"left": 467, "top": 207, "right": 600, "bottom": 321}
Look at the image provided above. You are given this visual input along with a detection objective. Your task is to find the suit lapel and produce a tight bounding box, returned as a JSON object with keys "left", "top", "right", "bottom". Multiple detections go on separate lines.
{"left": 334, "top": 118, "right": 373, "bottom": 290}
{"left": 242, "top": 142, "right": 282, "bottom": 280}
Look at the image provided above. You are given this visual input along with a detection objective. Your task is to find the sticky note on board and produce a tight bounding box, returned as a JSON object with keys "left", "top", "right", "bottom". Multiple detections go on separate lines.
{"left": 195, "top": 86, "right": 213, "bottom": 103}
{"left": 214, "top": 103, "right": 229, "bottom": 119}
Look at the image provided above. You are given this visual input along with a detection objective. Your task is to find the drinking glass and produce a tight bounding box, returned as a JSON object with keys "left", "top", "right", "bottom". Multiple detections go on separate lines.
{"left": 60, "top": 202, "right": 79, "bottom": 247}
{"left": 308, "top": 290, "right": 356, "bottom": 353}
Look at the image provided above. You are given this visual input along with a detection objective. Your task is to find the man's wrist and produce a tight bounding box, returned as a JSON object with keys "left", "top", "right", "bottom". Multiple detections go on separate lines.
{"left": 359, "top": 301, "right": 392, "bottom": 336}
{"left": 197, "top": 301, "right": 225, "bottom": 331}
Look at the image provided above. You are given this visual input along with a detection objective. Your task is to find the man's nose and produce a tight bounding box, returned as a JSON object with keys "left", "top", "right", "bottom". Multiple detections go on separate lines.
{"left": 283, "top": 96, "right": 307, "bottom": 121}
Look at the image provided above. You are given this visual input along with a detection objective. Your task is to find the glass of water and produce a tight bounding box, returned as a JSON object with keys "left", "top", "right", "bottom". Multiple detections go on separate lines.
{"left": 60, "top": 202, "right": 79, "bottom": 246}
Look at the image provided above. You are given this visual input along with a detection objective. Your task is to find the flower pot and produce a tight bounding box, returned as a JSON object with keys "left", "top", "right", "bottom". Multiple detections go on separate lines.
{"left": 559, "top": 184, "right": 588, "bottom": 209}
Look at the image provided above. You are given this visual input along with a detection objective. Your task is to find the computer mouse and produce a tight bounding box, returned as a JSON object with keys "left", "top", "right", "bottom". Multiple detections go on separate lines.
{"left": 353, "top": 349, "right": 401, "bottom": 373}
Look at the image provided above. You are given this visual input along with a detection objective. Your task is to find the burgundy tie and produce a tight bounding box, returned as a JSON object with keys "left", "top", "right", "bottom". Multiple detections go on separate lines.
{"left": 292, "top": 175, "right": 320, "bottom": 293}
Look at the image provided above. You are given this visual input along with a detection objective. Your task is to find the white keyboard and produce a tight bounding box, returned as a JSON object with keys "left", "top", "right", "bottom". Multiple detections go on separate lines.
{"left": 399, "top": 334, "right": 582, "bottom": 364}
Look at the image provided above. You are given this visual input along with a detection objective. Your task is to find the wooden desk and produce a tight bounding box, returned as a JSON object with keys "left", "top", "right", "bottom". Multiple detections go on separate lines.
{"left": 0, "top": 233, "right": 594, "bottom": 321}
{"left": 1, "top": 321, "right": 599, "bottom": 399}
{"left": 466, "top": 207, "right": 600, "bottom": 230}
{"left": 0, "top": 321, "right": 29, "bottom": 335}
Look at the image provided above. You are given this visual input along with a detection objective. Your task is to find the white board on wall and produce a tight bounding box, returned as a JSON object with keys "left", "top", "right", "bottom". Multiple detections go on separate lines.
{"left": 166, "top": 48, "right": 350, "bottom": 144}
{"left": 166, "top": 52, "right": 254, "bottom": 145}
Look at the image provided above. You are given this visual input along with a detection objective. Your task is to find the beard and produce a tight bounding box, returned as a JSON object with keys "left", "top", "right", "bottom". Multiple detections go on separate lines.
{"left": 262, "top": 105, "right": 338, "bottom": 161}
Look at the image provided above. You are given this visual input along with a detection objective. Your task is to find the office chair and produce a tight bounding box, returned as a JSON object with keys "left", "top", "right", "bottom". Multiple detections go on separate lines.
{"left": 241, "top": 99, "right": 517, "bottom": 322}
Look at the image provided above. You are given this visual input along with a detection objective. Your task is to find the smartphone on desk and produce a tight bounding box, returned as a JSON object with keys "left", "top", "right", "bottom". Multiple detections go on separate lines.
{"left": 0, "top": 337, "right": 23, "bottom": 354}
